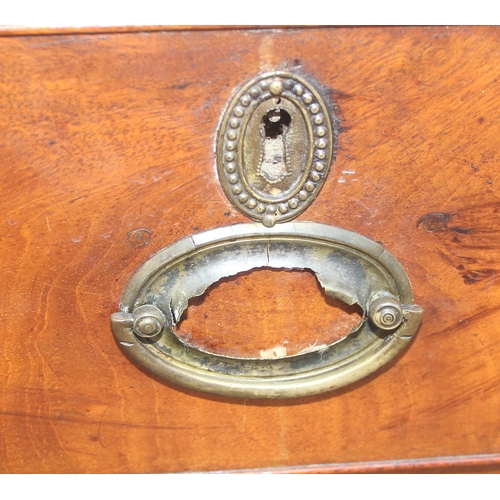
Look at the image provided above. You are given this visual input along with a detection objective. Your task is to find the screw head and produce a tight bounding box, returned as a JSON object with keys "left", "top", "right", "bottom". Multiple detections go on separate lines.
{"left": 133, "top": 305, "right": 166, "bottom": 338}
{"left": 369, "top": 294, "right": 403, "bottom": 330}
{"left": 269, "top": 78, "right": 284, "bottom": 96}
{"left": 135, "top": 316, "right": 162, "bottom": 337}
{"left": 262, "top": 214, "right": 276, "bottom": 227}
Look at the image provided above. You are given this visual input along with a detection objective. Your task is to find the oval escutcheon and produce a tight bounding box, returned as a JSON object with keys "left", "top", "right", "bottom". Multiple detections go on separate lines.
{"left": 217, "top": 71, "right": 338, "bottom": 227}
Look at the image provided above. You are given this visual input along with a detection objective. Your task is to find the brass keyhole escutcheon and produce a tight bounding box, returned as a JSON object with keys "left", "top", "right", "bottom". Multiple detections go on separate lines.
{"left": 216, "top": 71, "right": 338, "bottom": 227}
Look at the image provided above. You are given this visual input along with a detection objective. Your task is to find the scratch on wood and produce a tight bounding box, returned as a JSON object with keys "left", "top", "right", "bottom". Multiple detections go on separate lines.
{"left": 242, "top": 399, "right": 247, "bottom": 434}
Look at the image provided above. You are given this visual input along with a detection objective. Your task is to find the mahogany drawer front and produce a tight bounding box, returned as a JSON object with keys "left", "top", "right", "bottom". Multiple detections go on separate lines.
{"left": 1, "top": 25, "right": 500, "bottom": 473}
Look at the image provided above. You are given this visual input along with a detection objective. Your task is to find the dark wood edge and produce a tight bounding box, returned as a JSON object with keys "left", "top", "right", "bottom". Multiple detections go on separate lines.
{"left": 0, "top": 25, "right": 462, "bottom": 38}
{"left": 0, "top": 25, "right": 326, "bottom": 37}
{"left": 209, "top": 454, "right": 500, "bottom": 474}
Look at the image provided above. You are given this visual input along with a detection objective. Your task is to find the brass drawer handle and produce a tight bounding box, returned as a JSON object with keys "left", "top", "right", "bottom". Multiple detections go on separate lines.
{"left": 111, "top": 222, "right": 422, "bottom": 399}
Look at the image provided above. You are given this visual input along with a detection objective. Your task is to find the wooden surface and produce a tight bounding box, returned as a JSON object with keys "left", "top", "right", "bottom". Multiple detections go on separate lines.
{"left": 0, "top": 25, "right": 287, "bottom": 37}
{"left": 176, "top": 269, "right": 362, "bottom": 358}
{"left": 1, "top": 25, "right": 500, "bottom": 473}
{"left": 235, "top": 453, "right": 500, "bottom": 474}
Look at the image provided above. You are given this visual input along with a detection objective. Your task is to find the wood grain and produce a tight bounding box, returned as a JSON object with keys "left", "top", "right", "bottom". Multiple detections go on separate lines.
{"left": 0, "top": 26, "right": 313, "bottom": 37}
{"left": 232, "top": 453, "right": 500, "bottom": 474}
{"left": 176, "top": 269, "right": 362, "bottom": 358}
{"left": 1, "top": 26, "right": 500, "bottom": 473}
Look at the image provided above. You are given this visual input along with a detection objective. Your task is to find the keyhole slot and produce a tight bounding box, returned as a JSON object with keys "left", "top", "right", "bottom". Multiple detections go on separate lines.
{"left": 262, "top": 108, "right": 291, "bottom": 139}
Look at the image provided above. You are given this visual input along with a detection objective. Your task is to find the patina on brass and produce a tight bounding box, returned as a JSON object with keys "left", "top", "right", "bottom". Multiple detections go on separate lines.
{"left": 111, "top": 222, "right": 423, "bottom": 399}
{"left": 217, "top": 71, "right": 337, "bottom": 227}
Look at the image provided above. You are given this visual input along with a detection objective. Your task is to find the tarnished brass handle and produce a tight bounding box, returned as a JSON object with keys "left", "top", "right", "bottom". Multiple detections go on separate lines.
{"left": 111, "top": 222, "right": 422, "bottom": 399}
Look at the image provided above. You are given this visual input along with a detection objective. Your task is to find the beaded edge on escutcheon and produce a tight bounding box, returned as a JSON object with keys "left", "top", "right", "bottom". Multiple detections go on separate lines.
{"left": 218, "top": 71, "right": 334, "bottom": 227}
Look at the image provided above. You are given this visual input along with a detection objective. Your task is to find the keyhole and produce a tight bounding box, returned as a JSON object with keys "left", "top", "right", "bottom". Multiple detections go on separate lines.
{"left": 262, "top": 108, "right": 291, "bottom": 138}
{"left": 259, "top": 108, "right": 292, "bottom": 186}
